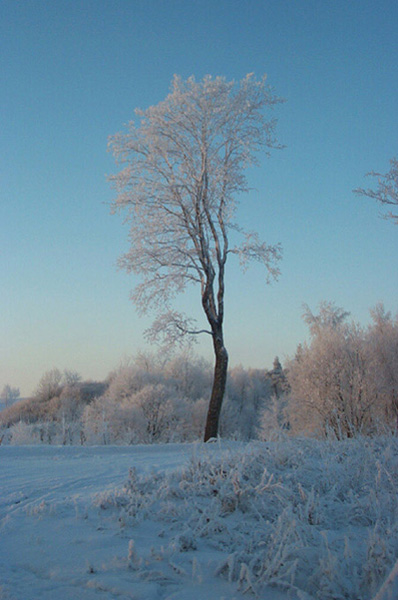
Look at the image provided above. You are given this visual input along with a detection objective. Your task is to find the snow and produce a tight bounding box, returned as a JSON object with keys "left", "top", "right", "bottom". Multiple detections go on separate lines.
{"left": 1, "top": 438, "right": 398, "bottom": 600}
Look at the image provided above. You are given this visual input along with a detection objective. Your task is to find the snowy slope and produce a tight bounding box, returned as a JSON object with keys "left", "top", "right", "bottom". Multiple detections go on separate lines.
{"left": 0, "top": 439, "right": 397, "bottom": 600}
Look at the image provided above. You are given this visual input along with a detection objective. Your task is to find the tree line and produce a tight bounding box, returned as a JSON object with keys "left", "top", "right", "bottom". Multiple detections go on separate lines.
{"left": 0, "top": 353, "right": 282, "bottom": 445}
{"left": 1, "top": 301, "right": 397, "bottom": 444}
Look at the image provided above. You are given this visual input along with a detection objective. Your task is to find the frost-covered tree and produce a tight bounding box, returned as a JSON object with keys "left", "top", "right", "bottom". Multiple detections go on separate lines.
{"left": 63, "top": 369, "right": 82, "bottom": 386}
{"left": 0, "top": 384, "right": 20, "bottom": 408}
{"left": 268, "top": 356, "right": 286, "bottom": 399}
{"left": 368, "top": 303, "right": 398, "bottom": 428}
{"left": 131, "top": 384, "right": 183, "bottom": 442}
{"left": 221, "top": 366, "right": 272, "bottom": 439}
{"left": 106, "top": 357, "right": 161, "bottom": 401}
{"left": 34, "top": 368, "right": 63, "bottom": 402}
{"left": 81, "top": 352, "right": 212, "bottom": 444}
{"left": 302, "top": 301, "right": 350, "bottom": 337}
{"left": 109, "top": 74, "right": 283, "bottom": 441}
{"left": 82, "top": 381, "right": 193, "bottom": 444}
{"left": 287, "top": 303, "right": 378, "bottom": 438}
{"left": 164, "top": 351, "right": 212, "bottom": 401}
{"left": 57, "top": 385, "right": 85, "bottom": 444}
{"left": 354, "top": 157, "right": 398, "bottom": 224}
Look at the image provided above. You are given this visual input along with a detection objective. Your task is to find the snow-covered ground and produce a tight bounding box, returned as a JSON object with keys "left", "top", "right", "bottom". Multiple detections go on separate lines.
{"left": 1, "top": 438, "right": 398, "bottom": 600}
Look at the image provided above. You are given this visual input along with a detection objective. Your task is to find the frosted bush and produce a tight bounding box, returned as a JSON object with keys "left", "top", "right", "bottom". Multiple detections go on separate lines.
{"left": 8, "top": 420, "right": 67, "bottom": 445}
{"left": 82, "top": 395, "right": 148, "bottom": 445}
{"left": 9, "top": 421, "right": 41, "bottom": 445}
{"left": 220, "top": 366, "right": 275, "bottom": 440}
{"left": 83, "top": 382, "right": 204, "bottom": 444}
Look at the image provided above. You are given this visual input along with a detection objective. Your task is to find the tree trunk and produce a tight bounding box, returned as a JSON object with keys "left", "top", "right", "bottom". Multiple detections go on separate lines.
{"left": 204, "top": 334, "right": 229, "bottom": 442}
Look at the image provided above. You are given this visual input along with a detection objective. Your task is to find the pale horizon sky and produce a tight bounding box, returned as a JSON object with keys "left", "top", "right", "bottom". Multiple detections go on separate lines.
{"left": 2, "top": 0, "right": 398, "bottom": 396}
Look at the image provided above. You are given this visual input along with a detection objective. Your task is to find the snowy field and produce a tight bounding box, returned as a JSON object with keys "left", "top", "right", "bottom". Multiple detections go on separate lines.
{"left": 1, "top": 438, "right": 398, "bottom": 600}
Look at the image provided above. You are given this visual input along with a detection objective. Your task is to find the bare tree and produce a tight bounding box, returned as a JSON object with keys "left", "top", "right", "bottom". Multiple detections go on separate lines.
{"left": 109, "top": 74, "right": 283, "bottom": 441}
{"left": 354, "top": 157, "right": 398, "bottom": 224}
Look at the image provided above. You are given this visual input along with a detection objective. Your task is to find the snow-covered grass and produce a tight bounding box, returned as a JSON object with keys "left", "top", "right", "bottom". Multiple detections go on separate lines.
{"left": 1, "top": 437, "right": 398, "bottom": 599}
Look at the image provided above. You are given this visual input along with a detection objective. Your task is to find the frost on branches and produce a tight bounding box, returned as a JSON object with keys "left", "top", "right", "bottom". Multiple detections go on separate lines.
{"left": 287, "top": 302, "right": 398, "bottom": 438}
{"left": 355, "top": 157, "right": 398, "bottom": 224}
{"left": 108, "top": 74, "right": 283, "bottom": 440}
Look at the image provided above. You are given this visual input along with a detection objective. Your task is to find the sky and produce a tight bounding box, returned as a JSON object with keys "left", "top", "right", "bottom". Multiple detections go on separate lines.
{"left": 1, "top": 0, "right": 398, "bottom": 396}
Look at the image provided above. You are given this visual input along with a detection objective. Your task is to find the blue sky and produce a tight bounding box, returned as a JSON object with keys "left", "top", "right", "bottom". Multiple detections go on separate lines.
{"left": 1, "top": 0, "right": 397, "bottom": 395}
